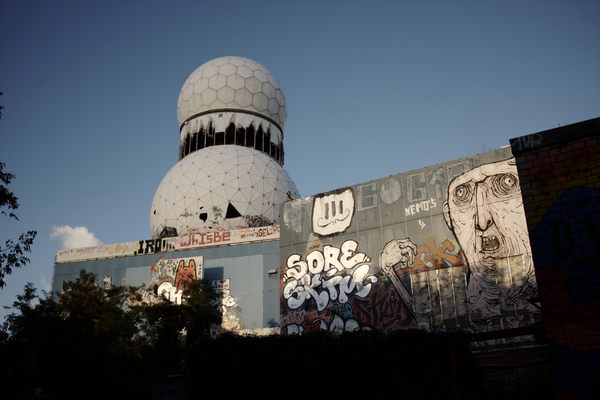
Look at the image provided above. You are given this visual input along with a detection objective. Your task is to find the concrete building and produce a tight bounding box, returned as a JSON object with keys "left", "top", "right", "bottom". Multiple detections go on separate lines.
{"left": 52, "top": 57, "right": 598, "bottom": 353}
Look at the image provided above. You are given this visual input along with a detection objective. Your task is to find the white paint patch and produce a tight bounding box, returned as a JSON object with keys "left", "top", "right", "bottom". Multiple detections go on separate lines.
{"left": 380, "top": 178, "right": 402, "bottom": 204}
{"left": 312, "top": 189, "right": 354, "bottom": 236}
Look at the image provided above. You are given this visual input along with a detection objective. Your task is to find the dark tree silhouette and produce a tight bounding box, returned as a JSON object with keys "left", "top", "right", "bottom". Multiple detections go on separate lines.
{"left": 1, "top": 270, "right": 222, "bottom": 398}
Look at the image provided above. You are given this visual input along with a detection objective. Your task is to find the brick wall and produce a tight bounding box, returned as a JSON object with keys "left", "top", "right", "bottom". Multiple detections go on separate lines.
{"left": 510, "top": 117, "right": 600, "bottom": 399}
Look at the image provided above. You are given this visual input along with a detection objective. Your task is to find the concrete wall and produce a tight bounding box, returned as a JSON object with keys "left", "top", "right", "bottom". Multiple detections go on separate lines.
{"left": 510, "top": 117, "right": 600, "bottom": 398}
{"left": 280, "top": 147, "right": 542, "bottom": 335}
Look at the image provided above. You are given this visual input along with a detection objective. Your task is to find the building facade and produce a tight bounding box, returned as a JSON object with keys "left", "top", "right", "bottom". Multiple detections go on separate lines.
{"left": 53, "top": 226, "right": 281, "bottom": 331}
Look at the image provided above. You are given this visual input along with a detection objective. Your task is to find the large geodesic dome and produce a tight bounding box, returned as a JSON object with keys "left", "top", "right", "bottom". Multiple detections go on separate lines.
{"left": 150, "top": 145, "right": 299, "bottom": 238}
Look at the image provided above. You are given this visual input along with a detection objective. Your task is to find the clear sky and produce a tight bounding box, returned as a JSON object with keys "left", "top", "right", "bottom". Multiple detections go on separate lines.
{"left": 1, "top": 0, "right": 599, "bottom": 316}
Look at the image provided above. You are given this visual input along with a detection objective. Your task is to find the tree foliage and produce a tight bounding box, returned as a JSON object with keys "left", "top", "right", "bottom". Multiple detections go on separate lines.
{"left": 0, "top": 91, "right": 37, "bottom": 288}
{"left": 0, "top": 271, "right": 221, "bottom": 398}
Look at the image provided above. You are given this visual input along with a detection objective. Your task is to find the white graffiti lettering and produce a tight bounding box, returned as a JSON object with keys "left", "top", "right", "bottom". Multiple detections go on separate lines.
{"left": 157, "top": 282, "right": 183, "bottom": 305}
{"left": 405, "top": 197, "right": 437, "bottom": 216}
{"left": 282, "top": 240, "right": 377, "bottom": 311}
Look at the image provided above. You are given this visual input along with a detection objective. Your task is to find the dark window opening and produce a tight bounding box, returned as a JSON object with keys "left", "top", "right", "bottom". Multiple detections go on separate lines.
{"left": 279, "top": 143, "right": 284, "bottom": 164}
{"left": 265, "top": 129, "right": 271, "bottom": 155}
{"left": 245, "top": 125, "right": 255, "bottom": 148}
{"left": 180, "top": 122, "right": 283, "bottom": 164}
{"left": 225, "top": 202, "right": 242, "bottom": 219}
{"left": 206, "top": 123, "right": 215, "bottom": 147}
{"left": 236, "top": 126, "right": 245, "bottom": 146}
{"left": 225, "top": 123, "right": 235, "bottom": 145}
{"left": 159, "top": 226, "right": 178, "bottom": 239}
{"left": 215, "top": 131, "right": 224, "bottom": 146}
{"left": 256, "top": 126, "right": 264, "bottom": 152}
{"left": 198, "top": 131, "right": 205, "bottom": 150}
{"left": 190, "top": 133, "right": 197, "bottom": 153}
{"left": 271, "top": 142, "right": 277, "bottom": 158}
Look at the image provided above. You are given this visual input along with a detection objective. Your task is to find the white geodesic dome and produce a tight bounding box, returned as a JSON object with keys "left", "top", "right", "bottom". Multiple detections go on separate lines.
{"left": 150, "top": 145, "right": 299, "bottom": 238}
{"left": 177, "top": 56, "right": 286, "bottom": 129}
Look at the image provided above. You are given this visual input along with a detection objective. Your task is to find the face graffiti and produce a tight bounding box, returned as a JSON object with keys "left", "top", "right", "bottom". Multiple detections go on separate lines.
{"left": 443, "top": 159, "right": 530, "bottom": 267}
{"left": 443, "top": 158, "right": 538, "bottom": 324}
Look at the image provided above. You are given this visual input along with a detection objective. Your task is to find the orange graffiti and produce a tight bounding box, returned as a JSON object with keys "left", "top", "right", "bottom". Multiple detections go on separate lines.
{"left": 175, "top": 259, "right": 198, "bottom": 291}
{"left": 399, "top": 235, "right": 465, "bottom": 276}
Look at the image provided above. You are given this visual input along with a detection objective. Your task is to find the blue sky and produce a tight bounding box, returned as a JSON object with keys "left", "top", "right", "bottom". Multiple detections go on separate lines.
{"left": 1, "top": 0, "right": 599, "bottom": 315}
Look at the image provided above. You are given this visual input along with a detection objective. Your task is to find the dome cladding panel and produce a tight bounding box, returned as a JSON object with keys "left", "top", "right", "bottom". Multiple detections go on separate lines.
{"left": 177, "top": 56, "right": 286, "bottom": 128}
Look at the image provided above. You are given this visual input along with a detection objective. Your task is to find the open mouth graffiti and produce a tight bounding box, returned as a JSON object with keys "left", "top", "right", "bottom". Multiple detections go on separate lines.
{"left": 481, "top": 235, "right": 500, "bottom": 252}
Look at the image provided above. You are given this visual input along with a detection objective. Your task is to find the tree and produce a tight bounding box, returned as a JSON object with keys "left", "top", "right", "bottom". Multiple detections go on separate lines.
{"left": 1, "top": 271, "right": 222, "bottom": 398}
{"left": 0, "top": 91, "right": 37, "bottom": 288}
{"left": 1, "top": 271, "right": 147, "bottom": 398}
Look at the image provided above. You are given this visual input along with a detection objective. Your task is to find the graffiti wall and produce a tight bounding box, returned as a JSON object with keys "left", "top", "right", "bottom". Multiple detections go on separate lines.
{"left": 55, "top": 225, "right": 279, "bottom": 263}
{"left": 280, "top": 147, "right": 542, "bottom": 334}
{"left": 211, "top": 279, "right": 242, "bottom": 331}
{"left": 129, "top": 256, "right": 203, "bottom": 305}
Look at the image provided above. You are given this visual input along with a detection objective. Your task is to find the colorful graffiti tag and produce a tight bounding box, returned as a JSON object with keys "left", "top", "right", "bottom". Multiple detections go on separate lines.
{"left": 129, "top": 256, "right": 203, "bottom": 306}
{"left": 154, "top": 256, "right": 203, "bottom": 304}
{"left": 280, "top": 149, "right": 542, "bottom": 334}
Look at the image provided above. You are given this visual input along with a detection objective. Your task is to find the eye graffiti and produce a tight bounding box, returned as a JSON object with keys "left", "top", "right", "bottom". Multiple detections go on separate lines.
{"left": 491, "top": 173, "right": 519, "bottom": 197}
{"left": 452, "top": 172, "right": 519, "bottom": 208}
{"left": 453, "top": 183, "right": 473, "bottom": 206}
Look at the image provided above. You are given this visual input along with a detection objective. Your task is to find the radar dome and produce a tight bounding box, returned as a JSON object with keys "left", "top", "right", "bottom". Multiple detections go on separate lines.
{"left": 150, "top": 145, "right": 299, "bottom": 238}
{"left": 177, "top": 56, "right": 286, "bottom": 129}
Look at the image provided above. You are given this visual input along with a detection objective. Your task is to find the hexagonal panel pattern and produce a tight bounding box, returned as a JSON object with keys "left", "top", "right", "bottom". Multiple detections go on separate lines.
{"left": 150, "top": 146, "right": 299, "bottom": 238}
{"left": 177, "top": 56, "right": 286, "bottom": 128}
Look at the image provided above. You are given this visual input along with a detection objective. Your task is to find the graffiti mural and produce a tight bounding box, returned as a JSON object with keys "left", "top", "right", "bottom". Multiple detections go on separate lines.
{"left": 154, "top": 257, "right": 203, "bottom": 304}
{"left": 211, "top": 279, "right": 242, "bottom": 331}
{"left": 280, "top": 148, "right": 542, "bottom": 334}
{"left": 127, "top": 256, "right": 203, "bottom": 306}
{"left": 442, "top": 158, "right": 538, "bottom": 328}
